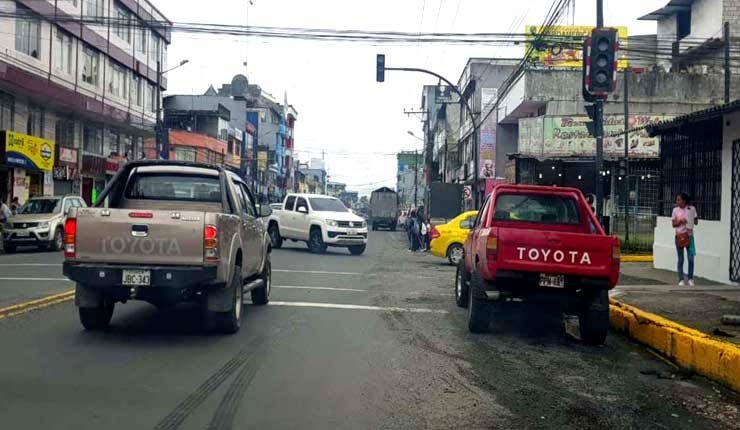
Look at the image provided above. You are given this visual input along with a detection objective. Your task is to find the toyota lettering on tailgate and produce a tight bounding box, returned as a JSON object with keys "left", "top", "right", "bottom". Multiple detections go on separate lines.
{"left": 516, "top": 247, "right": 592, "bottom": 265}
{"left": 101, "top": 236, "right": 182, "bottom": 256}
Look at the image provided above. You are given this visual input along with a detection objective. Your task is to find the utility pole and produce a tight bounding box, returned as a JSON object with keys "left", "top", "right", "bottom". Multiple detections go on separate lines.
{"left": 155, "top": 60, "right": 163, "bottom": 159}
{"left": 623, "top": 68, "right": 630, "bottom": 242}
{"left": 414, "top": 149, "right": 418, "bottom": 207}
{"left": 725, "top": 22, "right": 731, "bottom": 104}
{"left": 594, "top": 0, "right": 605, "bottom": 219}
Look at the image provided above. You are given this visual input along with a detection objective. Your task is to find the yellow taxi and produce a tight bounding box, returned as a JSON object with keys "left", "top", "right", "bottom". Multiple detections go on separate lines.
{"left": 430, "top": 210, "right": 479, "bottom": 265}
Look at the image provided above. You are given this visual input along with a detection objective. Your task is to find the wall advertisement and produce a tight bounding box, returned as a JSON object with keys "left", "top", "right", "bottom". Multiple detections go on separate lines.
{"left": 3, "top": 131, "right": 55, "bottom": 172}
{"left": 525, "top": 25, "right": 629, "bottom": 69}
{"left": 478, "top": 98, "right": 498, "bottom": 179}
{"left": 518, "top": 115, "right": 669, "bottom": 159}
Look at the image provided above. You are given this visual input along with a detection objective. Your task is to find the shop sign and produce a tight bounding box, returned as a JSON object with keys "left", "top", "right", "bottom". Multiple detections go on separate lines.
{"left": 58, "top": 147, "right": 78, "bottom": 164}
{"left": 105, "top": 158, "right": 121, "bottom": 175}
{"left": 53, "top": 166, "right": 81, "bottom": 181}
{"left": 3, "top": 131, "right": 55, "bottom": 172}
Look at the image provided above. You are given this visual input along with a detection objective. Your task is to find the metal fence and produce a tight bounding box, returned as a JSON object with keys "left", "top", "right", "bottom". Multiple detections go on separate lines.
{"left": 609, "top": 162, "right": 661, "bottom": 254}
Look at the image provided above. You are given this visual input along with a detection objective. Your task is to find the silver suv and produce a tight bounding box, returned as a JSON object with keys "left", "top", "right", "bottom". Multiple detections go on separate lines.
{"left": 2, "top": 195, "right": 86, "bottom": 253}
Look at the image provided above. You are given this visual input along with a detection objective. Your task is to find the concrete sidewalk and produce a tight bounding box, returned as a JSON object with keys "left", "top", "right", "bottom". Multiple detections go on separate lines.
{"left": 616, "top": 263, "right": 740, "bottom": 344}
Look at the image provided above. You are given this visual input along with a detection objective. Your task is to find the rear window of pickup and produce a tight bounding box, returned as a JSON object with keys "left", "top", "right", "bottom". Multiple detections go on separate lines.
{"left": 493, "top": 193, "right": 581, "bottom": 225}
{"left": 125, "top": 173, "right": 222, "bottom": 203}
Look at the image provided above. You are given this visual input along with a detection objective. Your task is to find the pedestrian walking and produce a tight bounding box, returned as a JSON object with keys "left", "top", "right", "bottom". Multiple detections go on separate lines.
{"left": 425, "top": 219, "right": 432, "bottom": 250}
{"left": 407, "top": 210, "right": 416, "bottom": 250}
{"left": 672, "top": 192, "right": 698, "bottom": 286}
{"left": 0, "top": 195, "right": 12, "bottom": 224}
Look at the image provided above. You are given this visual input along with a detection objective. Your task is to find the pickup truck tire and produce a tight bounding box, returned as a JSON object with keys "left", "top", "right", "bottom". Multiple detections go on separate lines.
{"left": 52, "top": 228, "right": 64, "bottom": 252}
{"left": 308, "top": 228, "right": 327, "bottom": 254}
{"left": 268, "top": 223, "right": 283, "bottom": 249}
{"left": 348, "top": 245, "right": 366, "bottom": 255}
{"left": 251, "top": 258, "right": 271, "bottom": 305}
{"left": 210, "top": 268, "right": 243, "bottom": 334}
{"left": 447, "top": 244, "right": 464, "bottom": 266}
{"left": 467, "top": 272, "right": 490, "bottom": 333}
{"left": 79, "top": 302, "right": 114, "bottom": 331}
{"left": 578, "top": 289, "right": 609, "bottom": 345}
{"left": 455, "top": 263, "right": 470, "bottom": 308}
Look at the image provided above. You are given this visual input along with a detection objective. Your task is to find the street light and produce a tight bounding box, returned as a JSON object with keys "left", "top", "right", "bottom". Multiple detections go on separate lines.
{"left": 407, "top": 131, "right": 424, "bottom": 142}
{"left": 157, "top": 59, "right": 190, "bottom": 159}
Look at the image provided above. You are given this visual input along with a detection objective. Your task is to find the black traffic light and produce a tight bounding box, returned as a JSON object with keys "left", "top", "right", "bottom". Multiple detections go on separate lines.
{"left": 376, "top": 54, "right": 385, "bottom": 82}
{"left": 585, "top": 28, "right": 618, "bottom": 96}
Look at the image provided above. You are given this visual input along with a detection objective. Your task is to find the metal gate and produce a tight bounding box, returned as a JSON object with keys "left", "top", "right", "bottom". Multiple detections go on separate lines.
{"left": 731, "top": 140, "right": 740, "bottom": 282}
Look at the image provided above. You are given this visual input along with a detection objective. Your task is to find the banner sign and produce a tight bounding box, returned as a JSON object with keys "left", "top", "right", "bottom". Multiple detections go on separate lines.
{"left": 519, "top": 115, "right": 669, "bottom": 158}
{"left": 3, "top": 131, "right": 55, "bottom": 172}
{"left": 478, "top": 106, "right": 498, "bottom": 179}
{"left": 525, "top": 25, "right": 629, "bottom": 69}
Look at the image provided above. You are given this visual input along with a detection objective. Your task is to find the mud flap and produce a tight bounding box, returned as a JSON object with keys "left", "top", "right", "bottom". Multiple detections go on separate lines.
{"left": 75, "top": 283, "right": 103, "bottom": 308}
{"left": 207, "top": 286, "right": 235, "bottom": 312}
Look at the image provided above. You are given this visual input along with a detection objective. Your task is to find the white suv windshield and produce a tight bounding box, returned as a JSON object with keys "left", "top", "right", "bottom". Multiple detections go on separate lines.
{"left": 309, "top": 198, "right": 347, "bottom": 212}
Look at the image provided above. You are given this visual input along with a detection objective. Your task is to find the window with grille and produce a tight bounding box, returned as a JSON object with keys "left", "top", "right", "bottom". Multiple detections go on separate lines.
{"left": 55, "top": 116, "right": 75, "bottom": 147}
{"left": 131, "top": 75, "right": 143, "bottom": 106}
{"left": 109, "top": 62, "right": 128, "bottom": 99}
{"left": 27, "top": 104, "right": 44, "bottom": 137}
{"left": 84, "top": 0, "right": 102, "bottom": 17}
{"left": 15, "top": 6, "right": 40, "bottom": 59}
{"left": 659, "top": 118, "right": 723, "bottom": 221}
{"left": 135, "top": 24, "right": 147, "bottom": 54}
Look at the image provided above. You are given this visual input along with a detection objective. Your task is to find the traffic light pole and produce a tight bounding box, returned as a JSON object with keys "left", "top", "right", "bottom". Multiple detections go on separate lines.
{"left": 383, "top": 66, "right": 480, "bottom": 210}
{"left": 594, "top": 0, "right": 604, "bottom": 219}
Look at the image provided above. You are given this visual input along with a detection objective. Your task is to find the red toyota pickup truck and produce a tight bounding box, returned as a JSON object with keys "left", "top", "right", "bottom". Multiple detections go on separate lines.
{"left": 455, "top": 184, "right": 620, "bottom": 344}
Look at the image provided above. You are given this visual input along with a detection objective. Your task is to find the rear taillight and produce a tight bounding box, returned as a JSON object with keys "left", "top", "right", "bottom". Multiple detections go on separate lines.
{"left": 486, "top": 236, "right": 498, "bottom": 262}
{"left": 64, "top": 218, "right": 77, "bottom": 258}
{"left": 430, "top": 227, "right": 440, "bottom": 240}
{"left": 204, "top": 225, "right": 218, "bottom": 262}
{"left": 612, "top": 245, "right": 621, "bottom": 271}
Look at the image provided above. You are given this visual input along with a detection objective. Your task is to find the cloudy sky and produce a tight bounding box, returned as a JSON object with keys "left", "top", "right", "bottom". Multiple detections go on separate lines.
{"left": 156, "top": 0, "right": 667, "bottom": 195}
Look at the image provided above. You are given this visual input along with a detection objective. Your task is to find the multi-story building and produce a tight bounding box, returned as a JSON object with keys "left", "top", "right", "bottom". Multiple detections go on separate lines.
{"left": 326, "top": 181, "right": 346, "bottom": 198}
{"left": 396, "top": 151, "right": 424, "bottom": 210}
{"left": 0, "top": 0, "right": 170, "bottom": 205}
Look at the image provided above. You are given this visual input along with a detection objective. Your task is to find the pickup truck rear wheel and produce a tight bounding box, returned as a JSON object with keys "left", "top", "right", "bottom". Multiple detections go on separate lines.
{"left": 79, "top": 302, "right": 114, "bottom": 331}
{"left": 455, "top": 263, "right": 470, "bottom": 308}
{"left": 467, "top": 272, "right": 490, "bottom": 333}
{"left": 251, "top": 258, "right": 271, "bottom": 305}
{"left": 268, "top": 224, "right": 283, "bottom": 249}
{"left": 578, "top": 289, "right": 609, "bottom": 345}
{"left": 308, "top": 228, "right": 327, "bottom": 254}
{"left": 210, "top": 268, "right": 243, "bottom": 334}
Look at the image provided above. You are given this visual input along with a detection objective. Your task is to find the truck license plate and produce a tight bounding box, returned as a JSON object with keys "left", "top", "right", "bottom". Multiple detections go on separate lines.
{"left": 540, "top": 274, "right": 564, "bottom": 288}
{"left": 15, "top": 231, "right": 29, "bottom": 237}
{"left": 347, "top": 229, "right": 357, "bottom": 235}
{"left": 122, "top": 270, "right": 151, "bottom": 286}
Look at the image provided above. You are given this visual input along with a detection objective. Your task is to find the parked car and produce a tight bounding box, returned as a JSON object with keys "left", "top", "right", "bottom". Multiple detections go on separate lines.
{"left": 430, "top": 210, "right": 478, "bottom": 265}
{"left": 62, "top": 160, "right": 273, "bottom": 334}
{"left": 456, "top": 184, "right": 620, "bottom": 344}
{"left": 266, "top": 193, "right": 368, "bottom": 255}
{"left": 2, "top": 195, "right": 86, "bottom": 253}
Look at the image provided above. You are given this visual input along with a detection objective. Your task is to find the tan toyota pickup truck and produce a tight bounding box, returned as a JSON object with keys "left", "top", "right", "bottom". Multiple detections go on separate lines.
{"left": 62, "top": 160, "right": 272, "bottom": 334}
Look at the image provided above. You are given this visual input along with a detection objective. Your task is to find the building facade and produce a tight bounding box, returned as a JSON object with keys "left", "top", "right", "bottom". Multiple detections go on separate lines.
{"left": 0, "top": 0, "right": 170, "bottom": 205}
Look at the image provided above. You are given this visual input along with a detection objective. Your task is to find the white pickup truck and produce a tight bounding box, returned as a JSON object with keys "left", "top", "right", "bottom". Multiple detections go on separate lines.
{"left": 266, "top": 193, "right": 368, "bottom": 255}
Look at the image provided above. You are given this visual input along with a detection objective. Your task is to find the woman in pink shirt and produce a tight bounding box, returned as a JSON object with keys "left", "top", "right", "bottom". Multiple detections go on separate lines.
{"left": 672, "top": 192, "right": 698, "bottom": 286}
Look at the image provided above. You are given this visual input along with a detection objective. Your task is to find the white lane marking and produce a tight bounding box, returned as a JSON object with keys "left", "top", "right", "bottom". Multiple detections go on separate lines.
{"left": 0, "top": 263, "right": 62, "bottom": 266}
{"left": 273, "top": 285, "right": 452, "bottom": 296}
{"left": 0, "top": 277, "right": 71, "bottom": 281}
{"left": 273, "top": 269, "right": 364, "bottom": 276}
{"left": 268, "top": 301, "right": 448, "bottom": 314}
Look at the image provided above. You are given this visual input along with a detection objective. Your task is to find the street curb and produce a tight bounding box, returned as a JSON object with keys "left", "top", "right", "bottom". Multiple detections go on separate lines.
{"left": 620, "top": 255, "right": 654, "bottom": 263}
{"left": 0, "top": 290, "right": 75, "bottom": 321}
{"left": 609, "top": 298, "right": 740, "bottom": 392}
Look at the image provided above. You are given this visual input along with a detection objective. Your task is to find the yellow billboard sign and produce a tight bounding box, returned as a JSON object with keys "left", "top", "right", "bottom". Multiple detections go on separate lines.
{"left": 3, "top": 131, "right": 55, "bottom": 172}
{"left": 525, "top": 25, "right": 628, "bottom": 69}
{"left": 257, "top": 151, "right": 267, "bottom": 171}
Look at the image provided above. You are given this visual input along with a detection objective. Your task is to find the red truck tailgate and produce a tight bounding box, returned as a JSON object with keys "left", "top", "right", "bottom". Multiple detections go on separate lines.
{"left": 496, "top": 228, "right": 615, "bottom": 277}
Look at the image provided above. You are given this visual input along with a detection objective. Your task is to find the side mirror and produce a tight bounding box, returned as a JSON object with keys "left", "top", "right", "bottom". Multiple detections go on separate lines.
{"left": 297, "top": 206, "right": 308, "bottom": 214}
{"left": 259, "top": 205, "right": 272, "bottom": 218}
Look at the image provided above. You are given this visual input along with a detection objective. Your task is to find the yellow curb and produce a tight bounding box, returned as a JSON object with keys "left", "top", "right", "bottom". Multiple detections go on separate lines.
{"left": 620, "top": 255, "right": 654, "bottom": 263}
{"left": 609, "top": 298, "right": 740, "bottom": 392}
{"left": 0, "top": 290, "right": 75, "bottom": 321}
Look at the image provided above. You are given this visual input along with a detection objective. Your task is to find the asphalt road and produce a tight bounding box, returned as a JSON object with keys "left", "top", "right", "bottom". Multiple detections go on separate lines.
{"left": 1, "top": 233, "right": 740, "bottom": 429}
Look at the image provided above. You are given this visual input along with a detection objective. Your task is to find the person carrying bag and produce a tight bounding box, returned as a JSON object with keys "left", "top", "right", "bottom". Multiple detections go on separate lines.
{"left": 672, "top": 192, "right": 698, "bottom": 286}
